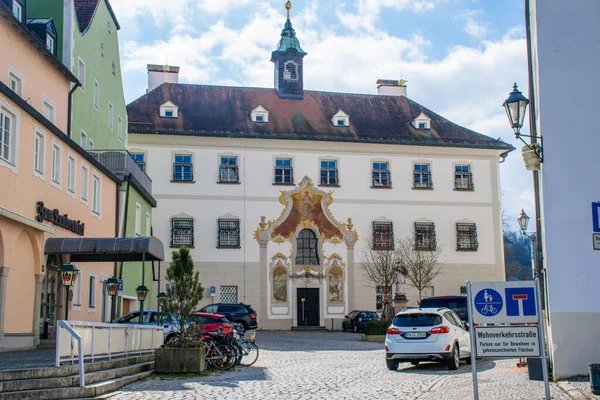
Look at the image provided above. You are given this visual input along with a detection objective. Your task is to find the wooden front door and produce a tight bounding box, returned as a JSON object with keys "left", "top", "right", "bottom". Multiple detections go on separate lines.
{"left": 297, "top": 288, "right": 320, "bottom": 326}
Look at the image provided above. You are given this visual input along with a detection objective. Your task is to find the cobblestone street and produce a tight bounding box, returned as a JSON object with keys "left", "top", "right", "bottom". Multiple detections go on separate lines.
{"left": 106, "top": 331, "right": 574, "bottom": 400}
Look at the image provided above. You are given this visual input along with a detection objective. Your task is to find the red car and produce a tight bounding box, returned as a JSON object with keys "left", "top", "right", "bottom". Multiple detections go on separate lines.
{"left": 189, "top": 312, "right": 234, "bottom": 336}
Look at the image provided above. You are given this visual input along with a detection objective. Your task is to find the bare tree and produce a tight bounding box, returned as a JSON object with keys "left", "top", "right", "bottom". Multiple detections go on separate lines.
{"left": 359, "top": 239, "right": 402, "bottom": 320}
{"left": 397, "top": 237, "right": 444, "bottom": 302}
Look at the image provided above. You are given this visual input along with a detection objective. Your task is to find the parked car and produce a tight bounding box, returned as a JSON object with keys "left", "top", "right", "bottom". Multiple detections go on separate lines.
{"left": 189, "top": 312, "right": 234, "bottom": 336}
{"left": 385, "top": 308, "right": 471, "bottom": 371}
{"left": 342, "top": 310, "right": 380, "bottom": 333}
{"left": 113, "top": 310, "right": 178, "bottom": 341}
{"left": 199, "top": 303, "right": 258, "bottom": 332}
{"left": 419, "top": 295, "right": 468, "bottom": 322}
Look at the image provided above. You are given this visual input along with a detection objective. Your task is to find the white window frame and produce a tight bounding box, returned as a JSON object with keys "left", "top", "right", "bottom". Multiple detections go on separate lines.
{"left": 0, "top": 96, "right": 20, "bottom": 174}
{"left": 42, "top": 95, "right": 56, "bottom": 123}
{"left": 88, "top": 272, "right": 97, "bottom": 311}
{"left": 89, "top": 139, "right": 95, "bottom": 150}
{"left": 12, "top": 2, "right": 22, "bottom": 20}
{"left": 412, "top": 112, "right": 431, "bottom": 130}
{"left": 8, "top": 66, "right": 24, "bottom": 98}
{"left": 94, "top": 80, "right": 100, "bottom": 110}
{"left": 146, "top": 212, "right": 151, "bottom": 236}
{"left": 78, "top": 58, "right": 86, "bottom": 91}
{"left": 91, "top": 171, "right": 102, "bottom": 217}
{"left": 135, "top": 203, "right": 142, "bottom": 237}
{"left": 80, "top": 130, "right": 88, "bottom": 150}
{"left": 331, "top": 110, "right": 349, "bottom": 127}
{"left": 117, "top": 116, "right": 123, "bottom": 141}
{"left": 250, "top": 105, "right": 269, "bottom": 123}
{"left": 108, "top": 102, "right": 114, "bottom": 129}
{"left": 80, "top": 162, "right": 89, "bottom": 204}
{"left": 283, "top": 60, "right": 298, "bottom": 81}
{"left": 50, "top": 139, "right": 63, "bottom": 189}
{"left": 46, "top": 34, "right": 54, "bottom": 53}
{"left": 33, "top": 126, "right": 46, "bottom": 180}
{"left": 72, "top": 273, "right": 82, "bottom": 310}
{"left": 67, "top": 151, "right": 77, "bottom": 197}
{"left": 160, "top": 101, "right": 178, "bottom": 118}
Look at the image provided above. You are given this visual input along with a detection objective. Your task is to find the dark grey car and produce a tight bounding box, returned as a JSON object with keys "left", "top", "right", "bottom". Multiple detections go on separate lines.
{"left": 200, "top": 303, "right": 258, "bottom": 332}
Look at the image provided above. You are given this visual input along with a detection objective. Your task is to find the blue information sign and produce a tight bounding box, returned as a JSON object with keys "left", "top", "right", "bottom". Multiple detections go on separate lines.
{"left": 592, "top": 202, "right": 600, "bottom": 233}
{"left": 118, "top": 279, "right": 123, "bottom": 291}
{"left": 210, "top": 286, "right": 216, "bottom": 294}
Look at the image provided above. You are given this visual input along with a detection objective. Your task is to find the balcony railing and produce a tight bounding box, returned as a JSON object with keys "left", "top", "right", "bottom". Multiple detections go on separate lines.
{"left": 89, "top": 150, "right": 152, "bottom": 194}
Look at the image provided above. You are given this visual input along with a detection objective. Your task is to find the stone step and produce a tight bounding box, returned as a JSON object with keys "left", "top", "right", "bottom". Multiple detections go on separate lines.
{"left": 0, "top": 362, "right": 153, "bottom": 392}
{"left": 291, "top": 326, "right": 328, "bottom": 331}
{"left": 0, "top": 369, "right": 153, "bottom": 400}
{"left": 0, "top": 355, "right": 153, "bottom": 382}
{"left": 37, "top": 340, "right": 56, "bottom": 350}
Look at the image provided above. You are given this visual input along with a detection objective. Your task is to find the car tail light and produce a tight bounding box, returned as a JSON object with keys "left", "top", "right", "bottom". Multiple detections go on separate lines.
{"left": 386, "top": 327, "right": 402, "bottom": 335}
{"left": 429, "top": 326, "right": 450, "bottom": 334}
{"left": 385, "top": 345, "right": 389, "bottom": 351}
{"left": 250, "top": 313, "right": 257, "bottom": 318}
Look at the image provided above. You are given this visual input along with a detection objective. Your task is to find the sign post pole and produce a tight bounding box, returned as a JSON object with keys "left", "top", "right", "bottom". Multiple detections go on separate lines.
{"left": 466, "top": 280, "right": 479, "bottom": 400}
{"left": 536, "top": 277, "right": 551, "bottom": 399}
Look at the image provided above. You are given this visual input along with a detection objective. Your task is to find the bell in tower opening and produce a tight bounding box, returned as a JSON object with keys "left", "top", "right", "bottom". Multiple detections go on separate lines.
{"left": 271, "top": 1, "right": 307, "bottom": 100}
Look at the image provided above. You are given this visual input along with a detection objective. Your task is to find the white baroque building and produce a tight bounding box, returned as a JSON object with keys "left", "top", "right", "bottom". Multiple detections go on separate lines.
{"left": 126, "top": 6, "right": 512, "bottom": 330}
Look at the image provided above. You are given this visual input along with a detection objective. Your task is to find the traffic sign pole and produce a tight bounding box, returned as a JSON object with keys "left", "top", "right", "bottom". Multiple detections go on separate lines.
{"left": 536, "top": 278, "right": 551, "bottom": 400}
{"left": 466, "top": 280, "right": 479, "bottom": 400}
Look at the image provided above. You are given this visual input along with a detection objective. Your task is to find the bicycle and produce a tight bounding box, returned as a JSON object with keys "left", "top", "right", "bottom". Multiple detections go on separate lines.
{"left": 480, "top": 303, "right": 497, "bottom": 315}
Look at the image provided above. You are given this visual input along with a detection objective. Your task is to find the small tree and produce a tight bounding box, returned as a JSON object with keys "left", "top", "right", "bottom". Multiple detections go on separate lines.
{"left": 359, "top": 239, "right": 403, "bottom": 320}
{"left": 397, "top": 237, "right": 444, "bottom": 302}
{"left": 164, "top": 247, "right": 204, "bottom": 341}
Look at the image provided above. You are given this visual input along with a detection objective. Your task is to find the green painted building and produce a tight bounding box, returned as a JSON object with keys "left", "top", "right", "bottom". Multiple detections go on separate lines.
{"left": 28, "top": 0, "right": 157, "bottom": 320}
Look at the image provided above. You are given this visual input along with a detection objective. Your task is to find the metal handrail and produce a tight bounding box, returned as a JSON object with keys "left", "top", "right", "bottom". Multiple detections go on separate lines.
{"left": 56, "top": 320, "right": 85, "bottom": 387}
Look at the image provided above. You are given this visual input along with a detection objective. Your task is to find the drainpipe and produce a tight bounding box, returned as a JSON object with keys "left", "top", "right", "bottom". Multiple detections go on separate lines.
{"left": 111, "top": 176, "right": 122, "bottom": 322}
{"left": 67, "top": 82, "right": 81, "bottom": 138}
{"left": 118, "top": 175, "right": 132, "bottom": 283}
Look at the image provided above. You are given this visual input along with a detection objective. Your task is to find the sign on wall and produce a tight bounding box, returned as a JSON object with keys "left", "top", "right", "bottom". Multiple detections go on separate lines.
{"left": 470, "top": 281, "right": 537, "bottom": 324}
{"left": 35, "top": 201, "right": 85, "bottom": 235}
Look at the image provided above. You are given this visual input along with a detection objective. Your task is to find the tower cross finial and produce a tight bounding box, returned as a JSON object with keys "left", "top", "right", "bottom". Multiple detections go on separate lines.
{"left": 286, "top": 1, "right": 292, "bottom": 20}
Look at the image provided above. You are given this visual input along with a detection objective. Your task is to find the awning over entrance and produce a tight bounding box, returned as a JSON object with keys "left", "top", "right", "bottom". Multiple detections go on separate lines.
{"left": 44, "top": 236, "right": 165, "bottom": 262}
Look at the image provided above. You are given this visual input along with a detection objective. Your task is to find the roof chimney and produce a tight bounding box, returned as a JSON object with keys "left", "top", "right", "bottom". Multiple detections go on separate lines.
{"left": 147, "top": 64, "right": 180, "bottom": 92}
{"left": 376, "top": 79, "right": 407, "bottom": 97}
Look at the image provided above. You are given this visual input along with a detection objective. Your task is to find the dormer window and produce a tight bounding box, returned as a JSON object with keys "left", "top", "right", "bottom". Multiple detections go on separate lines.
{"left": 412, "top": 112, "right": 431, "bottom": 130}
{"left": 46, "top": 35, "right": 54, "bottom": 53}
{"left": 251, "top": 105, "right": 269, "bottom": 123}
{"left": 331, "top": 110, "right": 349, "bottom": 127}
{"left": 283, "top": 61, "right": 298, "bottom": 81}
{"left": 160, "top": 101, "right": 178, "bottom": 118}
{"left": 13, "top": 2, "right": 22, "bottom": 21}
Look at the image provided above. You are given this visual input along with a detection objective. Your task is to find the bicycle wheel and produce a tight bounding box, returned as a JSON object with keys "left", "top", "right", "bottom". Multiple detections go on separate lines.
{"left": 239, "top": 341, "right": 259, "bottom": 367}
{"left": 232, "top": 341, "right": 243, "bottom": 366}
{"left": 210, "top": 343, "right": 237, "bottom": 371}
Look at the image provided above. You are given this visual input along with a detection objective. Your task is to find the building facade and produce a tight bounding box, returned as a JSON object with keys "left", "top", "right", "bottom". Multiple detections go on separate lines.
{"left": 28, "top": 0, "right": 156, "bottom": 318}
{"left": 0, "top": 0, "right": 119, "bottom": 350}
{"left": 127, "top": 5, "right": 512, "bottom": 329}
{"left": 531, "top": 0, "right": 600, "bottom": 379}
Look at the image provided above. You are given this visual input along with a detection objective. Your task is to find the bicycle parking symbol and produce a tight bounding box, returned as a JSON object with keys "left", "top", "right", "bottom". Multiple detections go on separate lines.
{"left": 474, "top": 288, "right": 503, "bottom": 317}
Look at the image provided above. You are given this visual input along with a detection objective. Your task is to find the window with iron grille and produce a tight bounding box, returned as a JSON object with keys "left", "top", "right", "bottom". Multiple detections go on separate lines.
{"left": 372, "top": 221, "right": 394, "bottom": 250}
{"left": 320, "top": 160, "right": 338, "bottom": 186}
{"left": 131, "top": 153, "right": 145, "bottom": 171}
{"left": 295, "top": 229, "right": 320, "bottom": 266}
{"left": 455, "top": 165, "right": 474, "bottom": 190}
{"left": 413, "top": 164, "right": 432, "bottom": 189}
{"left": 220, "top": 286, "right": 238, "bottom": 303}
{"left": 415, "top": 222, "right": 436, "bottom": 250}
{"left": 219, "top": 157, "right": 239, "bottom": 183}
{"left": 456, "top": 223, "right": 478, "bottom": 251}
{"left": 372, "top": 162, "right": 391, "bottom": 187}
{"left": 376, "top": 287, "right": 383, "bottom": 311}
{"left": 218, "top": 219, "right": 240, "bottom": 248}
{"left": 460, "top": 286, "right": 467, "bottom": 295}
{"left": 173, "top": 154, "right": 193, "bottom": 181}
{"left": 274, "top": 158, "right": 293, "bottom": 184}
{"left": 171, "top": 218, "right": 194, "bottom": 248}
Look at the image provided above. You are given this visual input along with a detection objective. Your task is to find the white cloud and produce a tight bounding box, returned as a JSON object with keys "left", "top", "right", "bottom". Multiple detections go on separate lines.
{"left": 455, "top": 9, "right": 488, "bottom": 38}
{"left": 337, "top": 0, "right": 436, "bottom": 32}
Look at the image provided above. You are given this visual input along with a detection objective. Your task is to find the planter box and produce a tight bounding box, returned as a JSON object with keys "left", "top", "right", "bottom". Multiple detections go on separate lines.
{"left": 155, "top": 347, "right": 206, "bottom": 374}
{"left": 362, "top": 334, "right": 386, "bottom": 343}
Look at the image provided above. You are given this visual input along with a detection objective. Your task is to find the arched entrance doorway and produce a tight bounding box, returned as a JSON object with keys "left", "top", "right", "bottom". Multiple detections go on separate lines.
{"left": 254, "top": 176, "right": 358, "bottom": 329}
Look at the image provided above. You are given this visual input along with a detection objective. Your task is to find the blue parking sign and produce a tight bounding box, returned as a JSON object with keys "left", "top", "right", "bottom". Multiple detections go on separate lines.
{"left": 210, "top": 286, "right": 216, "bottom": 294}
{"left": 118, "top": 279, "right": 123, "bottom": 291}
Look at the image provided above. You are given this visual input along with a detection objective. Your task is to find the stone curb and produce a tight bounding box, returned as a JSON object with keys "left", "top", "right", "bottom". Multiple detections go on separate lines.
{"left": 557, "top": 381, "right": 590, "bottom": 400}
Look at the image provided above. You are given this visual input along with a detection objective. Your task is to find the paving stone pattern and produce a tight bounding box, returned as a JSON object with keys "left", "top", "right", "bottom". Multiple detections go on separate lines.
{"left": 110, "top": 331, "right": 570, "bottom": 400}
{"left": 565, "top": 376, "right": 600, "bottom": 399}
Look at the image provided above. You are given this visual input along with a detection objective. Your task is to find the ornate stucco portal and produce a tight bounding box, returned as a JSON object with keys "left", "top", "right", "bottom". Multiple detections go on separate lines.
{"left": 254, "top": 176, "right": 358, "bottom": 329}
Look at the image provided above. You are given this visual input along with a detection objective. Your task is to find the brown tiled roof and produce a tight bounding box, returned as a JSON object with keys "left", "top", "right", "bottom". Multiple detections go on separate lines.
{"left": 74, "top": 0, "right": 120, "bottom": 33}
{"left": 127, "top": 83, "right": 514, "bottom": 151}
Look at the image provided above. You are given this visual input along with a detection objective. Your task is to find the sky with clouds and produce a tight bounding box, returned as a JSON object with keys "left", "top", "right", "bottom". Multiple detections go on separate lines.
{"left": 110, "top": 0, "right": 533, "bottom": 231}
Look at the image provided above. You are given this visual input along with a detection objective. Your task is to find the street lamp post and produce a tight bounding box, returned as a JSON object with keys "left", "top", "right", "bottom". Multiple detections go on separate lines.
{"left": 157, "top": 292, "right": 167, "bottom": 326}
{"left": 517, "top": 209, "right": 537, "bottom": 280}
{"left": 59, "top": 264, "right": 80, "bottom": 321}
{"left": 136, "top": 285, "right": 149, "bottom": 325}
{"left": 105, "top": 277, "right": 120, "bottom": 322}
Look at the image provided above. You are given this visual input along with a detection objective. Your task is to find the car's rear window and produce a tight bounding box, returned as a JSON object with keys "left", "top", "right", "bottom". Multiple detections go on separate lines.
{"left": 393, "top": 313, "right": 442, "bottom": 327}
{"left": 360, "top": 312, "right": 378, "bottom": 318}
{"left": 419, "top": 298, "right": 468, "bottom": 320}
{"left": 190, "top": 315, "right": 229, "bottom": 324}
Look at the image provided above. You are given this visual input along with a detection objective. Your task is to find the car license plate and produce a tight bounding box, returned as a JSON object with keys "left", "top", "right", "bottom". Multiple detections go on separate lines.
{"left": 404, "top": 332, "right": 427, "bottom": 339}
